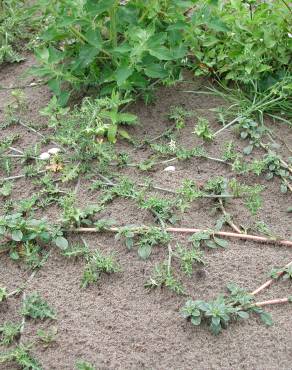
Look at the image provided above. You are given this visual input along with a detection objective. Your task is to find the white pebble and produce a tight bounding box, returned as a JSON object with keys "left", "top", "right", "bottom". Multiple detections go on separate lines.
{"left": 163, "top": 166, "right": 176, "bottom": 172}
{"left": 48, "top": 147, "right": 61, "bottom": 155}
{"left": 39, "top": 152, "right": 51, "bottom": 160}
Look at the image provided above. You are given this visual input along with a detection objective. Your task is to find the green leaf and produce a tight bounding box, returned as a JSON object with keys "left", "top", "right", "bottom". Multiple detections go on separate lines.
{"left": 237, "top": 311, "right": 249, "bottom": 319}
{"left": 138, "top": 244, "right": 152, "bottom": 260}
{"left": 85, "top": 28, "right": 102, "bottom": 47}
{"left": 205, "top": 240, "right": 217, "bottom": 249}
{"left": 214, "top": 237, "right": 228, "bottom": 248}
{"left": 144, "top": 63, "right": 168, "bottom": 78}
{"left": 260, "top": 311, "right": 273, "bottom": 326}
{"left": 191, "top": 316, "right": 201, "bottom": 325}
{"left": 11, "top": 229, "right": 23, "bottom": 242}
{"left": 125, "top": 237, "right": 134, "bottom": 250}
{"left": 85, "top": 0, "right": 116, "bottom": 15}
{"left": 115, "top": 66, "right": 134, "bottom": 86}
{"left": 54, "top": 237, "right": 69, "bottom": 250}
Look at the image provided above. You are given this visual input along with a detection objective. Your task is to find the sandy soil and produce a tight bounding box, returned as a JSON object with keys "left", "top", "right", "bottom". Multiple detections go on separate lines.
{"left": 0, "top": 56, "right": 292, "bottom": 370}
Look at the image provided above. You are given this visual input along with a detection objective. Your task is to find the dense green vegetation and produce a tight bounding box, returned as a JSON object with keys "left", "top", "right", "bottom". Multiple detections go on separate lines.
{"left": 0, "top": 1, "right": 292, "bottom": 368}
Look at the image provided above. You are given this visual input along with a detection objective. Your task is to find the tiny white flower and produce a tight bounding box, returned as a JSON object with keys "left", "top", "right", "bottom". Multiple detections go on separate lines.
{"left": 39, "top": 152, "right": 51, "bottom": 160}
{"left": 168, "top": 139, "right": 176, "bottom": 151}
{"left": 48, "top": 147, "right": 61, "bottom": 155}
{"left": 260, "top": 38, "right": 263, "bottom": 42}
{"left": 288, "top": 33, "right": 292, "bottom": 39}
{"left": 163, "top": 166, "right": 176, "bottom": 172}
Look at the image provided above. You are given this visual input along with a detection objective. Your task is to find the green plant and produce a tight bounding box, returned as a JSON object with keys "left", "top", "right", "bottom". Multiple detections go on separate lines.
{"left": 189, "top": 231, "right": 228, "bottom": 249}
{"left": 81, "top": 249, "right": 120, "bottom": 288}
{"left": 0, "top": 321, "right": 21, "bottom": 346}
{"left": 37, "top": 326, "right": 58, "bottom": 346}
{"left": 145, "top": 262, "right": 185, "bottom": 295}
{"left": 182, "top": 283, "right": 273, "bottom": 334}
{"left": 169, "top": 106, "right": 193, "bottom": 129}
{"left": 193, "top": 117, "right": 214, "bottom": 141}
{"left": 75, "top": 360, "right": 96, "bottom": 370}
{"left": 140, "top": 197, "right": 177, "bottom": 224}
{"left": 116, "top": 226, "right": 171, "bottom": 260}
{"left": 0, "top": 344, "right": 42, "bottom": 370}
{"left": 0, "top": 287, "right": 8, "bottom": 302}
{"left": 21, "top": 292, "right": 56, "bottom": 320}
{"left": 0, "top": 0, "right": 41, "bottom": 64}
{"left": 31, "top": 0, "right": 192, "bottom": 104}
{"left": 270, "top": 266, "right": 292, "bottom": 280}
{"left": 176, "top": 244, "right": 205, "bottom": 276}
{"left": 0, "top": 213, "right": 68, "bottom": 252}
{"left": 188, "top": 1, "right": 291, "bottom": 86}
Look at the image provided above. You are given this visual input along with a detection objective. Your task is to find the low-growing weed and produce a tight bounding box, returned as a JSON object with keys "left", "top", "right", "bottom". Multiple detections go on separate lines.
{"left": 193, "top": 117, "right": 214, "bottom": 141}
{"left": 145, "top": 262, "right": 185, "bottom": 295}
{"left": 0, "top": 344, "right": 41, "bottom": 370}
{"left": 190, "top": 231, "right": 228, "bottom": 250}
{"left": 81, "top": 249, "right": 120, "bottom": 289}
{"left": 0, "top": 321, "right": 21, "bottom": 346}
{"left": 182, "top": 283, "right": 273, "bottom": 335}
{"left": 21, "top": 292, "right": 56, "bottom": 320}
{"left": 37, "top": 326, "right": 58, "bottom": 347}
{"left": 75, "top": 360, "right": 96, "bottom": 370}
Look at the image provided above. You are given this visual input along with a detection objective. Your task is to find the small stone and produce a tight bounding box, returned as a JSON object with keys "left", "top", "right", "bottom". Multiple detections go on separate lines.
{"left": 48, "top": 147, "right": 61, "bottom": 155}
{"left": 163, "top": 166, "right": 176, "bottom": 172}
{"left": 39, "top": 152, "right": 51, "bottom": 160}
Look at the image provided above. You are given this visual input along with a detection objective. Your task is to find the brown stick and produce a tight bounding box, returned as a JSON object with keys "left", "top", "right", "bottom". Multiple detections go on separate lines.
{"left": 255, "top": 297, "right": 290, "bottom": 307}
{"left": 218, "top": 199, "right": 242, "bottom": 234}
{"left": 71, "top": 226, "right": 292, "bottom": 247}
{"left": 251, "top": 260, "right": 292, "bottom": 296}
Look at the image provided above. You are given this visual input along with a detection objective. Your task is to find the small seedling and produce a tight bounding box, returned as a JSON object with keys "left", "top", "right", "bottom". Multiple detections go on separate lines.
{"left": 145, "top": 262, "right": 185, "bottom": 295}
{"left": 0, "top": 321, "right": 21, "bottom": 346}
{"left": 116, "top": 226, "right": 171, "bottom": 260}
{"left": 193, "top": 117, "right": 214, "bottom": 141}
{"left": 37, "top": 326, "right": 58, "bottom": 347}
{"left": 81, "top": 249, "right": 120, "bottom": 288}
{"left": 75, "top": 360, "right": 96, "bottom": 370}
{"left": 0, "top": 344, "right": 41, "bottom": 370}
{"left": 21, "top": 292, "right": 56, "bottom": 320}
{"left": 176, "top": 245, "right": 205, "bottom": 276}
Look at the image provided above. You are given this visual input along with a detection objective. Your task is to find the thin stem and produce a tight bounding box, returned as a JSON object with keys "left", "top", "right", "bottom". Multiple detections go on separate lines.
{"left": 9, "top": 146, "right": 23, "bottom": 154}
{"left": 219, "top": 199, "right": 242, "bottom": 234}
{"left": 255, "top": 297, "right": 290, "bottom": 307}
{"left": 251, "top": 260, "right": 292, "bottom": 296}
{"left": 214, "top": 116, "right": 241, "bottom": 136}
{"left": 3, "top": 170, "right": 46, "bottom": 182}
{"left": 71, "top": 225, "right": 292, "bottom": 247}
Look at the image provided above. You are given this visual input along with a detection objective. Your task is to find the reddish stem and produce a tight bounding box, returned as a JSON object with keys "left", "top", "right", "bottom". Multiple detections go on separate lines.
{"left": 255, "top": 297, "right": 290, "bottom": 307}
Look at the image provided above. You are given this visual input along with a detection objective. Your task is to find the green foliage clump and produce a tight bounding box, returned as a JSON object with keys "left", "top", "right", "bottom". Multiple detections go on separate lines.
{"left": 190, "top": 1, "right": 292, "bottom": 85}
{"left": 0, "top": 344, "right": 42, "bottom": 370}
{"left": 182, "top": 283, "right": 273, "bottom": 334}
{"left": 81, "top": 249, "right": 120, "bottom": 288}
{"left": 32, "top": 0, "right": 192, "bottom": 104}
{"left": 21, "top": 292, "right": 56, "bottom": 320}
{"left": 0, "top": 0, "right": 41, "bottom": 64}
{"left": 0, "top": 321, "right": 21, "bottom": 346}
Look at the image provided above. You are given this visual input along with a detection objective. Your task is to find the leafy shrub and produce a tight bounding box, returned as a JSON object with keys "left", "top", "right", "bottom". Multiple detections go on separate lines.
{"left": 189, "top": 0, "right": 292, "bottom": 86}
{"left": 32, "top": 0, "right": 193, "bottom": 104}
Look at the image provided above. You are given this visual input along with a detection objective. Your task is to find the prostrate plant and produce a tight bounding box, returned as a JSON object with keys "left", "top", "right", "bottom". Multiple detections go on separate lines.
{"left": 0, "top": 321, "right": 21, "bottom": 346}
{"left": 182, "top": 283, "right": 273, "bottom": 335}
{"left": 37, "top": 326, "right": 58, "bottom": 347}
{"left": 0, "top": 344, "right": 41, "bottom": 370}
{"left": 21, "top": 292, "right": 56, "bottom": 320}
{"left": 193, "top": 117, "right": 214, "bottom": 141}
{"left": 81, "top": 249, "right": 120, "bottom": 288}
{"left": 116, "top": 226, "right": 171, "bottom": 260}
{"left": 76, "top": 360, "right": 96, "bottom": 370}
{"left": 0, "top": 213, "right": 69, "bottom": 258}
